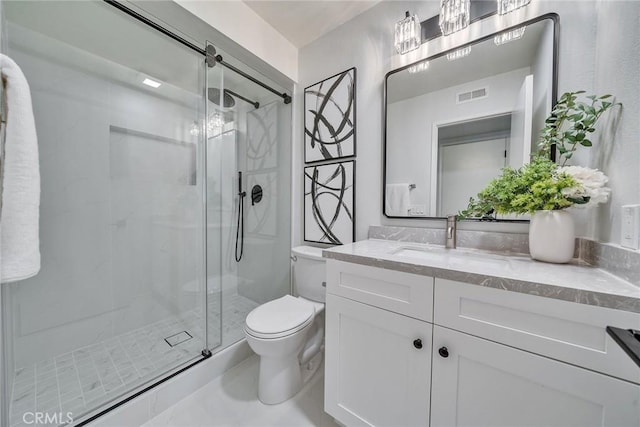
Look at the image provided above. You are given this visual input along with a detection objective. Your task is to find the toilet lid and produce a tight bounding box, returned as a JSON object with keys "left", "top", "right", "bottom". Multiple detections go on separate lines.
{"left": 245, "top": 295, "right": 315, "bottom": 339}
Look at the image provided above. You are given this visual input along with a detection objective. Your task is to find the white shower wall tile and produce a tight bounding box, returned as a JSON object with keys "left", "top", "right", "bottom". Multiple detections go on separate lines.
{"left": 8, "top": 294, "right": 258, "bottom": 427}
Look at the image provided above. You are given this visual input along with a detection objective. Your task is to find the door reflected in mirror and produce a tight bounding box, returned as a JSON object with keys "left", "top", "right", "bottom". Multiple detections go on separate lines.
{"left": 384, "top": 17, "right": 557, "bottom": 219}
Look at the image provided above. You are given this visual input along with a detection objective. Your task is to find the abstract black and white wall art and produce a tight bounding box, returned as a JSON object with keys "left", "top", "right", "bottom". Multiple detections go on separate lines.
{"left": 304, "top": 160, "right": 355, "bottom": 245}
{"left": 304, "top": 68, "right": 356, "bottom": 163}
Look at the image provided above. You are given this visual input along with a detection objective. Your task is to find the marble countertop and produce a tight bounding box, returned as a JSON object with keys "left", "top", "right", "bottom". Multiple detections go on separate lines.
{"left": 323, "top": 239, "right": 640, "bottom": 314}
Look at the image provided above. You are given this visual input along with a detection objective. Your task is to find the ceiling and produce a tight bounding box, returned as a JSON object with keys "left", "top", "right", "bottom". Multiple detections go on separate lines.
{"left": 243, "top": 0, "right": 381, "bottom": 48}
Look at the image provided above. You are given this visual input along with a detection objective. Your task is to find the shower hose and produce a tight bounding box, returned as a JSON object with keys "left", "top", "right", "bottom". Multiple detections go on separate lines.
{"left": 235, "top": 172, "right": 246, "bottom": 262}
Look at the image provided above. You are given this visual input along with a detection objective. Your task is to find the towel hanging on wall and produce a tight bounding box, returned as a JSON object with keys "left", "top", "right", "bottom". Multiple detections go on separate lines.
{"left": 0, "top": 54, "right": 41, "bottom": 283}
{"left": 385, "top": 183, "right": 411, "bottom": 216}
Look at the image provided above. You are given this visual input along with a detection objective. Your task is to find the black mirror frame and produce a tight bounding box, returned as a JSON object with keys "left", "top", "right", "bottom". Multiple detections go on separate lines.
{"left": 382, "top": 13, "right": 559, "bottom": 221}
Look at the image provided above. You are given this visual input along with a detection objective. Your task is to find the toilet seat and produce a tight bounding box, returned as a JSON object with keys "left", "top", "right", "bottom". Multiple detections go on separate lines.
{"left": 245, "top": 295, "right": 315, "bottom": 339}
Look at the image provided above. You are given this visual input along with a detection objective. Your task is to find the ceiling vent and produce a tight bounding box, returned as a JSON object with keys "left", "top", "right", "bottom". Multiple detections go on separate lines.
{"left": 457, "top": 87, "right": 488, "bottom": 104}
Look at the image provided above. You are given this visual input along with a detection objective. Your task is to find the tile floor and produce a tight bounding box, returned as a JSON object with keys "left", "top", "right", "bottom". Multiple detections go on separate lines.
{"left": 8, "top": 294, "right": 259, "bottom": 427}
{"left": 141, "top": 354, "right": 339, "bottom": 427}
{"left": 215, "top": 294, "right": 261, "bottom": 348}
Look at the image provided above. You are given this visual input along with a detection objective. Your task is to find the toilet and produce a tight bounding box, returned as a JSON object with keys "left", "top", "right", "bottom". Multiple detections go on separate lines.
{"left": 244, "top": 246, "right": 326, "bottom": 404}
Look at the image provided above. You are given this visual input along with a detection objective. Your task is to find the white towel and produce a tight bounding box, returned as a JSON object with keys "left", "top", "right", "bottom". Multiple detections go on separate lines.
{"left": 0, "top": 54, "right": 40, "bottom": 283}
{"left": 385, "top": 184, "right": 411, "bottom": 216}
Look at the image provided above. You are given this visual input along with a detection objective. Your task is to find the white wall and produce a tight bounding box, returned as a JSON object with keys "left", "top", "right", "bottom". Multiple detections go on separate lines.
{"left": 174, "top": 0, "right": 298, "bottom": 82}
{"left": 296, "top": 0, "right": 638, "bottom": 246}
{"left": 586, "top": 0, "right": 640, "bottom": 246}
{"left": 387, "top": 67, "right": 529, "bottom": 212}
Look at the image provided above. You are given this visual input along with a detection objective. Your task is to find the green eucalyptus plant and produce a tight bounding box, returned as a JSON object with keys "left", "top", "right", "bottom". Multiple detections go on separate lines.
{"left": 459, "top": 91, "right": 620, "bottom": 219}
{"left": 538, "top": 91, "right": 619, "bottom": 165}
{"left": 459, "top": 157, "right": 579, "bottom": 218}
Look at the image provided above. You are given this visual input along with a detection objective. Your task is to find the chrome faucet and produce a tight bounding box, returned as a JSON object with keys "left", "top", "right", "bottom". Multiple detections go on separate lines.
{"left": 446, "top": 215, "right": 457, "bottom": 249}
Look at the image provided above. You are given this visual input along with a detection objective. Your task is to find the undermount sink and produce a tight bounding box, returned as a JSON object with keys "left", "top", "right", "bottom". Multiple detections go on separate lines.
{"left": 389, "top": 245, "right": 511, "bottom": 270}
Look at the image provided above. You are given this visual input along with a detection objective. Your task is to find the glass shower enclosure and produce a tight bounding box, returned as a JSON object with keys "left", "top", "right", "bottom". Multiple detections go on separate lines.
{"left": 0, "top": 1, "right": 291, "bottom": 425}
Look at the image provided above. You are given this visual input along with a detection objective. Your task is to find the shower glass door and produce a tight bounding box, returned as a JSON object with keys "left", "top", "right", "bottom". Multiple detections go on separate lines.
{"left": 205, "top": 42, "right": 292, "bottom": 350}
{"left": 1, "top": 1, "right": 218, "bottom": 425}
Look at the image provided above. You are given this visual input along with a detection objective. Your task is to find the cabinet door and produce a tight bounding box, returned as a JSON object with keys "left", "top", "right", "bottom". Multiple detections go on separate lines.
{"left": 325, "top": 294, "right": 432, "bottom": 427}
{"left": 431, "top": 326, "right": 640, "bottom": 427}
{"left": 434, "top": 278, "right": 640, "bottom": 384}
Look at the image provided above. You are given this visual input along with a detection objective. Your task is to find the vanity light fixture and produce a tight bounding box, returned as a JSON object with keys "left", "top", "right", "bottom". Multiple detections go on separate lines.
{"left": 497, "top": 0, "right": 532, "bottom": 15}
{"left": 494, "top": 26, "right": 526, "bottom": 45}
{"left": 446, "top": 46, "right": 471, "bottom": 61}
{"left": 408, "top": 60, "right": 430, "bottom": 74}
{"left": 142, "top": 78, "right": 161, "bottom": 88}
{"left": 439, "top": 0, "right": 470, "bottom": 36}
{"left": 394, "top": 11, "right": 422, "bottom": 54}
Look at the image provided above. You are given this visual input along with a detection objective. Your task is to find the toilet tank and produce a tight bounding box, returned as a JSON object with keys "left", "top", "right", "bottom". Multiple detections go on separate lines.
{"left": 292, "top": 246, "right": 326, "bottom": 303}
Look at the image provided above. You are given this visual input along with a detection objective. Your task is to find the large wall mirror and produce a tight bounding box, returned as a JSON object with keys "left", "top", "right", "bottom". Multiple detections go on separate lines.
{"left": 384, "top": 15, "right": 558, "bottom": 219}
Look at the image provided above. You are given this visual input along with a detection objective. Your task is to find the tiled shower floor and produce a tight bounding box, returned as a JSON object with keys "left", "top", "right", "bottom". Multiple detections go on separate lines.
{"left": 8, "top": 293, "right": 259, "bottom": 427}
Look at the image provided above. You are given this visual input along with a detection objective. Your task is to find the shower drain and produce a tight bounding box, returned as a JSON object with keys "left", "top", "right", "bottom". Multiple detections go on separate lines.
{"left": 164, "top": 331, "right": 193, "bottom": 347}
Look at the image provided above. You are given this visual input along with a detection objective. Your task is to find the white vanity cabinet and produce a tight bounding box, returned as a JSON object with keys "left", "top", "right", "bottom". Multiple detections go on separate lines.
{"left": 324, "top": 260, "right": 434, "bottom": 427}
{"left": 434, "top": 278, "right": 640, "bottom": 384}
{"left": 431, "top": 278, "right": 640, "bottom": 427}
{"left": 324, "top": 259, "right": 640, "bottom": 427}
{"left": 431, "top": 325, "right": 640, "bottom": 427}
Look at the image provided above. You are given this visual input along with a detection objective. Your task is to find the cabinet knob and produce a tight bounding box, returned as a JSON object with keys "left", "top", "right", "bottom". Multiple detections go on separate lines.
{"left": 413, "top": 339, "right": 423, "bottom": 349}
{"left": 438, "top": 346, "right": 449, "bottom": 358}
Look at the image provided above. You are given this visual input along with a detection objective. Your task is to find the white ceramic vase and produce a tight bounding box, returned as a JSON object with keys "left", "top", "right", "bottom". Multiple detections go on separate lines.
{"left": 529, "top": 210, "right": 575, "bottom": 264}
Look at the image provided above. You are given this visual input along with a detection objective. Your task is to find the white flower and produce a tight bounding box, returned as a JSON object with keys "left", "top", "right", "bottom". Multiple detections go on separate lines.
{"left": 559, "top": 166, "right": 611, "bottom": 208}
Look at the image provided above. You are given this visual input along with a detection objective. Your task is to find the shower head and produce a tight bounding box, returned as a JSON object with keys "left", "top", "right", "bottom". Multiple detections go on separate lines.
{"left": 208, "top": 88, "right": 235, "bottom": 108}
{"left": 207, "top": 88, "right": 260, "bottom": 109}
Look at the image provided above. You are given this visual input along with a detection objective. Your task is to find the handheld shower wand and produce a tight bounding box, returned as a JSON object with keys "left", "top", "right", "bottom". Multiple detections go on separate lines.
{"left": 235, "top": 171, "right": 246, "bottom": 262}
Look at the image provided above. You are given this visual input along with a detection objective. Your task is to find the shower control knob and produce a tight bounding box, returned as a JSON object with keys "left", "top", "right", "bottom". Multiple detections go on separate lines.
{"left": 251, "top": 185, "right": 263, "bottom": 206}
{"left": 413, "top": 339, "right": 423, "bottom": 349}
{"left": 438, "top": 347, "right": 449, "bottom": 358}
